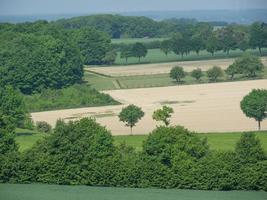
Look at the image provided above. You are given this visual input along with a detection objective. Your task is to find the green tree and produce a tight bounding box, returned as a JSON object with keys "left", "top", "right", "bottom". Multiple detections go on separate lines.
{"left": 191, "top": 34, "right": 204, "bottom": 55}
{"left": 225, "top": 63, "right": 239, "bottom": 80}
{"left": 191, "top": 68, "right": 203, "bottom": 81}
{"left": 152, "top": 106, "right": 174, "bottom": 126}
{"left": 206, "top": 33, "right": 219, "bottom": 56}
{"left": 120, "top": 45, "right": 132, "bottom": 64}
{"left": 103, "top": 50, "right": 117, "bottom": 65}
{"left": 143, "top": 126, "right": 209, "bottom": 166}
{"left": 170, "top": 66, "right": 185, "bottom": 83}
{"left": 160, "top": 40, "right": 172, "bottom": 56}
{"left": 235, "top": 132, "right": 266, "bottom": 163}
{"left": 217, "top": 26, "right": 237, "bottom": 55}
{"left": 131, "top": 42, "right": 147, "bottom": 63}
{"left": 249, "top": 22, "right": 267, "bottom": 55}
{"left": 0, "top": 33, "right": 83, "bottom": 94}
{"left": 240, "top": 89, "right": 267, "bottom": 130}
{"left": 207, "top": 66, "right": 223, "bottom": 82}
{"left": 74, "top": 28, "right": 111, "bottom": 65}
{"left": 233, "top": 54, "right": 264, "bottom": 78}
{"left": 119, "top": 104, "right": 144, "bottom": 135}
{"left": 0, "top": 86, "right": 26, "bottom": 127}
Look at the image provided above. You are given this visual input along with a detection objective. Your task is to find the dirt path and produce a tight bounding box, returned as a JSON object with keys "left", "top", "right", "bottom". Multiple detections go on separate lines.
{"left": 86, "top": 57, "right": 267, "bottom": 77}
{"left": 31, "top": 80, "right": 267, "bottom": 135}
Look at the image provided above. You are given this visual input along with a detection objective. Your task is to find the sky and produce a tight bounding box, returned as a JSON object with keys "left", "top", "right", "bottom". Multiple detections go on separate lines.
{"left": 1, "top": 0, "right": 267, "bottom": 15}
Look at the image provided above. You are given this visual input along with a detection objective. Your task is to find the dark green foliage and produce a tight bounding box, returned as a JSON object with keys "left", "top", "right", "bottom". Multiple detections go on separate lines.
{"left": 103, "top": 50, "right": 117, "bottom": 65}
{"left": 0, "top": 86, "right": 26, "bottom": 128}
{"left": 120, "top": 45, "right": 133, "bottom": 64}
{"left": 240, "top": 89, "right": 267, "bottom": 130}
{"left": 191, "top": 68, "right": 203, "bottom": 81}
{"left": 170, "top": 66, "right": 185, "bottom": 83}
{"left": 249, "top": 22, "right": 267, "bottom": 55}
{"left": 73, "top": 28, "right": 111, "bottom": 65}
{"left": 0, "top": 33, "right": 83, "bottom": 94}
{"left": 24, "top": 84, "right": 119, "bottom": 112}
{"left": 1, "top": 120, "right": 267, "bottom": 191}
{"left": 131, "top": 42, "right": 148, "bottom": 63}
{"left": 143, "top": 126, "right": 209, "bottom": 166}
{"left": 119, "top": 105, "right": 144, "bottom": 135}
{"left": 21, "top": 118, "right": 116, "bottom": 185}
{"left": 207, "top": 66, "right": 224, "bottom": 82}
{"left": 160, "top": 40, "right": 172, "bottom": 56}
{"left": 235, "top": 132, "right": 266, "bottom": 164}
{"left": 36, "top": 121, "right": 52, "bottom": 133}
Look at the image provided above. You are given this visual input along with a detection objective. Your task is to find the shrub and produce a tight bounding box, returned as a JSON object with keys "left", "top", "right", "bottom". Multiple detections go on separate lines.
{"left": 143, "top": 126, "right": 209, "bottom": 166}
{"left": 36, "top": 121, "right": 52, "bottom": 133}
{"left": 207, "top": 66, "right": 224, "bottom": 82}
{"left": 235, "top": 132, "right": 266, "bottom": 164}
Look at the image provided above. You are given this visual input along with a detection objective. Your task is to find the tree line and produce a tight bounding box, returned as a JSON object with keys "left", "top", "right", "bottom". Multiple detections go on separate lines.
{"left": 169, "top": 54, "right": 264, "bottom": 84}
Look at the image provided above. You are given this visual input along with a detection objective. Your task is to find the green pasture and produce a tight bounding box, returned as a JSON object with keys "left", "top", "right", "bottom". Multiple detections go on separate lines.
{"left": 114, "top": 48, "right": 267, "bottom": 65}
{"left": 0, "top": 184, "right": 266, "bottom": 200}
{"left": 15, "top": 129, "right": 267, "bottom": 152}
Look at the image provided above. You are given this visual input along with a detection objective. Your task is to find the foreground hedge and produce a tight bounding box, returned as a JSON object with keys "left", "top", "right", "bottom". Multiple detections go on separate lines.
{"left": 0, "top": 118, "right": 266, "bottom": 191}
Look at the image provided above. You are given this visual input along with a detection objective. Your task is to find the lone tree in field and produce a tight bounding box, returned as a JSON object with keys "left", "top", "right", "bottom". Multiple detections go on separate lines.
{"left": 119, "top": 104, "right": 144, "bottom": 135}
{"left": 240, "top": 89, "right": 267, "bottom": 130}
{"left": 152, "top": 105, "right": 174, "bottom": 126}
{"left": 191, "top": 68, "right": 203, "bottom": 81}
{"left": 170, "top": 66, "right": 185, "bottom": 83}
{"left": 207, "top": 66, "right": 223, "bottom": 82}
{"left": 132, "top": 42, "right": 148, "bottom": 63}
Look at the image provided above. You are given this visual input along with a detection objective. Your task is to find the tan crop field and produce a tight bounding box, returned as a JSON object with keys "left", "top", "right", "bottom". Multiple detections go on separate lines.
{"left": 31, "top": 79, "right": 267, "bottom": 135}
{"left": 87, "top": 57, "right": 267, "bottom": 77}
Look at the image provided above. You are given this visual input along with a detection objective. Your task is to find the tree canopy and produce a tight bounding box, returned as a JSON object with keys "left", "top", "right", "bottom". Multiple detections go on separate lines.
{"left": 240, "top": 89, "right": 267, "bottom": 130}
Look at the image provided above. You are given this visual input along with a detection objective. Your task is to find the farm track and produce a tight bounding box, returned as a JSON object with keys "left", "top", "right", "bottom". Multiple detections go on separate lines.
{"left": 31, "top": 79, "right": 267, "bottom": 135}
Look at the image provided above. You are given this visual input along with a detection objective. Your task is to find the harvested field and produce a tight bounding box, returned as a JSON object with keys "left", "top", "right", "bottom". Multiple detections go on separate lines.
{"left": 31, "top": 80, "right": 267, "bottom": 135}
{"left": 87, "top": 57, "right": 267, "bottom": 77}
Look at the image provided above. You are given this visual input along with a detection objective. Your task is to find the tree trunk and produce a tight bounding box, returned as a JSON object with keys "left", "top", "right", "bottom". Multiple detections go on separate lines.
{"left": 126, "top": 57, "right": 128, "bottom": 64}
{"left": 138, "top": 57, "right": 141, "bottom": 63}
{"left": 130, "top": 126, "right": 133, "bottom": 135}
{"left": 258, "top": 121, "right": 261, "bottom": 131}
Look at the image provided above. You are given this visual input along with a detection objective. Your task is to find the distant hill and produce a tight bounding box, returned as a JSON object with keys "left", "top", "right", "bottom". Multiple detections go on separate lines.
{"left": 0, "top": 9, "right": 266, "bottom": 24}
{"left": 122, "top": 9, "right": 267, "bottom": 24}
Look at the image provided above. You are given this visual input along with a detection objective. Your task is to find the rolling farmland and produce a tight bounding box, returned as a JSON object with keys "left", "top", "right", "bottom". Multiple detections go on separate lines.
{"left": 31, "top": 79, "right": 267, "bottom": 135}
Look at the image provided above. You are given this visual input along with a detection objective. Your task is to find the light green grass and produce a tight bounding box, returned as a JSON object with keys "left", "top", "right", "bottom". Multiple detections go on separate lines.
{"left": 111, "top": 38, "right": 167, "bottom": 44}
{"left": 15, "top": 129, "right": 267, "bottom": 152}
{"left": 15, "top": 128, "right": 46, "bottom": 152}
{"left": 0, "top": 184, "right": 266, "bottom": 200}
{"left": 114, "top": 131, "right": 267, "bottom": 152}
{"left": 115, "top": 48, "right": 267, "bottom": 65}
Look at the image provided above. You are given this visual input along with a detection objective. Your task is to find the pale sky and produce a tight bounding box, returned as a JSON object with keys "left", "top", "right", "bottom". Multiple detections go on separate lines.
{"left": 0, "top": 0, "right": 267, "bottom": 15}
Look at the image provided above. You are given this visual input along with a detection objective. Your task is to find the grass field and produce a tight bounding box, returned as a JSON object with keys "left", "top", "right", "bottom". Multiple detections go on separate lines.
{"left": 114, "top": 48, "right": 267, "bottom": 65}
{"left": 0, "top": 184, "right": 266, "bottom": 200}
{"left": 114, "top": 131, "right": 267, "bottom": 152}
{"left": 15, "top": 129, "right": 267, "bottom": 152}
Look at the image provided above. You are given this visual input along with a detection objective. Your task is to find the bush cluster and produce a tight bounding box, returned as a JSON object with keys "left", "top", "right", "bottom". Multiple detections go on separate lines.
{"left": 0, "top": 118, "right": 266, "bottom": 191}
